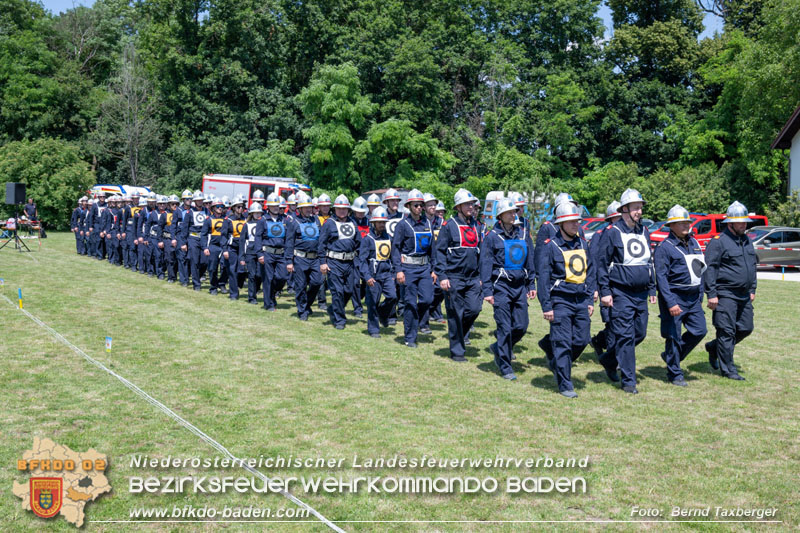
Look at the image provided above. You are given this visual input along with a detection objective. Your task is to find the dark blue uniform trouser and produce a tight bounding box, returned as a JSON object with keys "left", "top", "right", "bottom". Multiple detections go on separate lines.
{"left": 227, "top": 247, "right": 241, "bottom": 299}
{"left": 206, "top": 245, "right": 224, "bottom": 290}
{"left": 120, "top": 237, "right": 128, "bottom": 266}
{"left": 430, "top": 283, "right": 445, "bottom": 321}
{"left": 88, "top": 231, "right": 96, "bottom": 257}
{"left": 188, "top": 237, "right": 204, "bottom": 289}
{"left": 106, "top": 235, "right": 118, "bottom": 264}
{"left": 708, "top": 296, "right": 753, "bottom": 377}
{"left": 129, "top": 241, "right": 139, "bottom": 270}
{"left": 595, "top": 305, "right": 614, "bottom": 355}
{"left": 420, "top": 281, "right": 443, "bottom": 328}
{"left": 245, "top": 254, "right": 261, "bottom": 302}
{"left": 366, "top": 273, "right": 397, "bottom": 334}
{"left": 75, "top": 231, "right": 85, "bottom": 254}
{"left": 327, "top": 258, "right": 354, "bottom": 327}
{"left": 400, "top": 264, "right": 433, "bottom": 344}
{"left": 550, "top": 296, "right": 591, "bottom": 392}
{"left": 177, "top": 244, "right": 189, "bottom": 284}
{"left": 609, "top": 287, "right": 649, "bottom": 388}
{"left": 153, "top": 241, "right": 165, "bottom": 276}
{"left": 163, "top": 241, "right": 177, "bottom": 281}
{"left": 218, "top": 249, "right": 229, "bottom": 290}
{"left": 145, "top": 240, "right": 157, "bottom": 274}
{"left": 658, "top": 291, "right": 707, "bottom": 381}
{"left": 293, "top": 256, "right": 323, "bottom": 319}
{"left": 492, "top": 280, "right": 528, "bottom": 376}
{"left": 350, "top": 271, "right": 364, "bottom": 315}
{"left": 317, "top": 279, "right": 327, "bottom": 306}
{"left": 138, "top": 238, "right": 148, "bottom": 272}
{"left": 93, "top": 232, "right": 105, "bottom": 259}
{"left": 262, "top": 253, "right": 288, "bottom": 309}
{"left": 124, "top": 226, "right": 136, "bottom": 267}
{"left": 444, "top": 277, "right": 482, "bottom": 357}
{"left": 199, "top": 255, "right": 207, "bottom": 279}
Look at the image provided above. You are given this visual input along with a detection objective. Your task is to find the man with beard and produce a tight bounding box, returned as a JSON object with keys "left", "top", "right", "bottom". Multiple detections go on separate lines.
{"left": 538, "top": 202, "right": 594, "bottom": 397}
{"left": 434, "top": 188, "right": 481, "bottom": 361}
{"left": 703, "top": 201, "right": 757, "bottom": 381}
{"left": 597, "top": 188, "right": 656, "bottom": 394}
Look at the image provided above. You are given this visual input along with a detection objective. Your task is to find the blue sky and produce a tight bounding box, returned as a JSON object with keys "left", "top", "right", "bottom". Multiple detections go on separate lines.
{"left": 40, "top": 0, "right": 724, "bottom": 40}
{"left": 596, "top": 3, "right": 724, "bottom": 39}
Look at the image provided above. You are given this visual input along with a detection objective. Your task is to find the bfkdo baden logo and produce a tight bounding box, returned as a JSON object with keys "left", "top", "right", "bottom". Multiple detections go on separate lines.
{"left": 30, "top": 478, "right": 63, "bottom": 518}
{"left": 13, "top": 437, "right": 112, "bottom": 527}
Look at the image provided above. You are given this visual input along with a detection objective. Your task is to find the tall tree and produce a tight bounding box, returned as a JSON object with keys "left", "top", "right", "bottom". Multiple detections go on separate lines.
{"left": 91, "top": 42, "right": 161, "bottom": 185}
{"left": 297, "top": 62, "right": 376, "bottom": 195}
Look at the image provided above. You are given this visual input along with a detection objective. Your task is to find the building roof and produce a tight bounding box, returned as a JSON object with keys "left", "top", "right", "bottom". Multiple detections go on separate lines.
{"left": 772, "top": 103, "right": 800, "bottom": 149}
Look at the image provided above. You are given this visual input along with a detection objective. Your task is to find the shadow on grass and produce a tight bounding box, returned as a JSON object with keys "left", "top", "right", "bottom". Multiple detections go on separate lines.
{"left": 526, "top": 355, "right": 552, "bottom": 371}
{"left": 395, "top": 334, "right": 437, "bottom": 347}
{"left": 529, "top": 373, "right": 588, "bottom": 392}
{"left": 476, "top": 359, "right": 530, "bottom": 377}
{"left": 465, "top": 330, "right": 484, "bottom": 341}
{"left": 685, "top": 361, "right": 722, "bottom": 376}
{"left": 585, "top": 370, "right": 621, "bottom": 387}
{"left": 478, "top": 342, "right": 530, "bottom": 376}
{"left": 432, "top": 346, "right": 481, "bottom": 360}
{"left": 638, "top": 365, "right": 669, "bottom": 383}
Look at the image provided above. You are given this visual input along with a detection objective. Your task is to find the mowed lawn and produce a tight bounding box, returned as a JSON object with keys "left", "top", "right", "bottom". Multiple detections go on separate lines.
{"left": 1, "top": 233, "right": 798, "bottom": 532}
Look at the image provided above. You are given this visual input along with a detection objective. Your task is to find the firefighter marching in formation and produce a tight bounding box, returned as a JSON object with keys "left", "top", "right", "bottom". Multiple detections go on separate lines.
{"left": 72, "top": 188, "right": 757, "bottom": 395}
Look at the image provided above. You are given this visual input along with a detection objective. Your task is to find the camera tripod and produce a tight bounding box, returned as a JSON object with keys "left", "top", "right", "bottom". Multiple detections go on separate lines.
{"left": 0, "top": 206, "right": 32, "bottom": 253}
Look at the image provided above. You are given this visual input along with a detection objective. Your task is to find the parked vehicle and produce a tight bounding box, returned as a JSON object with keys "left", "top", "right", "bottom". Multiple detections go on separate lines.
{"left": 581, "top": 217, "right": 606, "bottom": 241}
{"left": 536, "top": 202, "right": 591, "bottom": 226}
{"left": 747, "top": 226, "right": 800, "bottom": 266}
{"left": 202, "top": 174, "right": 312, "bottom": 203}
{"left": 361, "top": 188, "right": 412, "bottom": 214}
{"left": 91, "top": 184, "right": 151, "bottom": 198}
{"left": 650, "top": 212, "right": 769, "bottom": 251}
{"left": 481, "top": 191, "right": 512, "bottom": 229}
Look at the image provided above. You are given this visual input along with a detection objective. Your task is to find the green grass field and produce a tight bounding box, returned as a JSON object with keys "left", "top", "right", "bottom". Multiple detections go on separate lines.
{"left": 2, "top": 233, "right": 798, "bottom": 531}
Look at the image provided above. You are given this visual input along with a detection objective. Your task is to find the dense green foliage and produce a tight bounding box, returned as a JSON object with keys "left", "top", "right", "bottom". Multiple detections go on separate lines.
{"left": 0, "top": 138, "right": 95, "bottom": 228}
{"left": 1, "top": 0, "right": 799, "bottom": 223}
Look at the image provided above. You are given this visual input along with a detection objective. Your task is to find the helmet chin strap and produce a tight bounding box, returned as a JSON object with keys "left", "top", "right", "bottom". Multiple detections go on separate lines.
{"left": 560, "top": 225, "right": 577, "bottom": 240}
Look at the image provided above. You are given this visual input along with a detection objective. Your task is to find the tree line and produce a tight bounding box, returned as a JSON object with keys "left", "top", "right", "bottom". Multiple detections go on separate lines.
{"left": 1, "top": 0, "right": 799, "bottom": 229}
